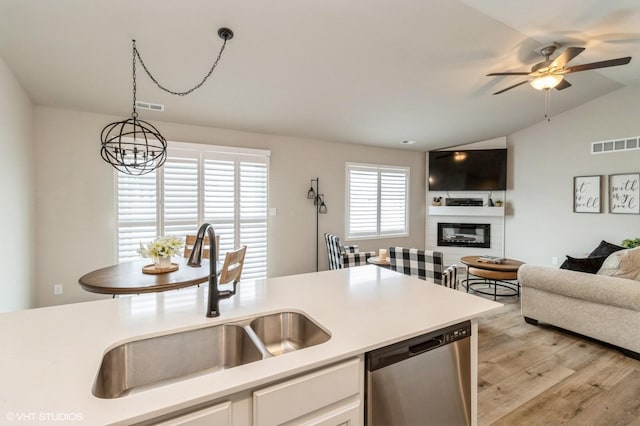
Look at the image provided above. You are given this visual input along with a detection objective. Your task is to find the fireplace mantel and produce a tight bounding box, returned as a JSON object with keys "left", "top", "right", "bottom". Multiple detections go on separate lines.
{"left": 428, "top": 206, "right": 504, "bottom": 217}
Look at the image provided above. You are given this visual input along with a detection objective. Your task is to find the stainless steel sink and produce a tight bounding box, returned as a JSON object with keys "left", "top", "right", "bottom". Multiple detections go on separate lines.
{"left": 249, "top": 312, "right": 331, "bottom": 356}
{"left": 93, "top": 311, "right": 331, "bottom": 398}
{"left": 93, "top": 324, "right": 262, "bottom": 399}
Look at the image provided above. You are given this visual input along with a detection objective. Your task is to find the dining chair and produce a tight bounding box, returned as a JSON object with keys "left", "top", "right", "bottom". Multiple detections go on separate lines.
{"left": 388, "top": 247, "right": 446, "bottom": 284}
{"left": 442, "top": 264, "right": 459, "bottom": 289}
{"left": 184, "top": 234, "right": 221, "bottom": 261}
{"left": 219, "top": 245, "right": 247, "bottom": 286}
{"left": 324, "top": 233, "right": 376, "bottom": 270}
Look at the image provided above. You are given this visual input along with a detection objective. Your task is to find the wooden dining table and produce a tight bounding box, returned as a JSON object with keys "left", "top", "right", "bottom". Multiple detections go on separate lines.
{"left": 79, "top": 257, "right": 220, "bottom": 296}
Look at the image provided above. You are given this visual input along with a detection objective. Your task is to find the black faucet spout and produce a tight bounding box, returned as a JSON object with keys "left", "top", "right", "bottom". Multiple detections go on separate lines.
{"left": 187, "top": 223, "right": 234, "bottom": 317}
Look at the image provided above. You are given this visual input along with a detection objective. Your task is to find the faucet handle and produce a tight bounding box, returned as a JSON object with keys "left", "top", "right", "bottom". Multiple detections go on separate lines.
{"left": 218, "top": 281, "right": 238, "bottom": 299}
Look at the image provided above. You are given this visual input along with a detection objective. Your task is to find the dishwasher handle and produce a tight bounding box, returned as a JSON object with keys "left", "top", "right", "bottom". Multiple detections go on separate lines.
{"left": 408, "top": 336, "right": 443, "bottom": 355}
{"left": 366, "top": 321, "right": 471, "bottom": 372}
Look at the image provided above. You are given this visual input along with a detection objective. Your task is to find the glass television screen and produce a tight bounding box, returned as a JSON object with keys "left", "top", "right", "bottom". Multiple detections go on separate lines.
{"left": 428, "top": 149, "right": 507, "bottom": 191}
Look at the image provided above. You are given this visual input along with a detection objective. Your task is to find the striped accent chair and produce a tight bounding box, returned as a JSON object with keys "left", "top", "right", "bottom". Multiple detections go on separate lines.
{"left": 389, "top": 247, "right": 455, "bottom": 287}
{"left": 324, "top": 233, "right": 376, "bottom": 270}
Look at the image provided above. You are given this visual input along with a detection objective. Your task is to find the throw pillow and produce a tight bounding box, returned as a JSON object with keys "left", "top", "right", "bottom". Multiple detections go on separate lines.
{"left": 560, "top": 255, "right": 608, "bottom": 274}
{"left": 597, "top": 246, "right": 640, "bottom": 281}
{"left": 588, "top": 240, "right": 625, "bottom": 258}
{"left": 559, "top": 240, "right": 624, "bottom": 269}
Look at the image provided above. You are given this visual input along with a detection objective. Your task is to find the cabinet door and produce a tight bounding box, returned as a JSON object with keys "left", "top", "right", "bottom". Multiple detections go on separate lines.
{"left": 153, "top": 401, "right": 231, "bottom": 426}
{"left": 253, "top": 358, "right": 361, "bottom": 426}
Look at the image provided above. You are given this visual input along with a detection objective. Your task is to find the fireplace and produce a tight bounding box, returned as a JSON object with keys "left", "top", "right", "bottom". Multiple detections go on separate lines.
{"left": 437, "top": 223, "right": 490, "bottom": 248}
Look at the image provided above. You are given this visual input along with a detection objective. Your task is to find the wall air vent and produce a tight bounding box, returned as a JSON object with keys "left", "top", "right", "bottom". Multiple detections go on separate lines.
{"left": 592, "top": 137, "right": 639, "bottom": 154}
{"left": 135, "top": 101, "right": 164, "bottom": 112}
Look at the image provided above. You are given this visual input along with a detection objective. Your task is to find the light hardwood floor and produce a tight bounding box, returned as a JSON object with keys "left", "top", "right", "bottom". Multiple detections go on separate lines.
{"left": 476, "top": 297, "right": 640, "bottom": 426}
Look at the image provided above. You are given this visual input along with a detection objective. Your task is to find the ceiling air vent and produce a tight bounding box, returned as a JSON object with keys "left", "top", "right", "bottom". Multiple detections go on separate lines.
{"left": 592, "top": 137, "right": 639, "bottom": 154}
{"left": 135, "top": 101, "right": 164, "bottom": 112}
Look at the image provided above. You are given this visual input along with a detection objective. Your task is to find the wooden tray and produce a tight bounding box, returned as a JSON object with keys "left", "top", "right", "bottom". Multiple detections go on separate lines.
{"left": 142, "top": 263, "right": 179, "bottom": 274}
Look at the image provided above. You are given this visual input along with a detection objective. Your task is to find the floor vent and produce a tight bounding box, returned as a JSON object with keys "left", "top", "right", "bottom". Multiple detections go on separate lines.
{"left": 135, "top": 101, "right": 164, "bottom": 112}
{"left": 592, "top": 137, "right": 639, "bottom": 154}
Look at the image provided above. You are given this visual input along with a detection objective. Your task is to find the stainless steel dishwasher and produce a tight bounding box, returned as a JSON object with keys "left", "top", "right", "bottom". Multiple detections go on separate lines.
{"left": 365, "top": 320, "right": 472, "bottom": 426}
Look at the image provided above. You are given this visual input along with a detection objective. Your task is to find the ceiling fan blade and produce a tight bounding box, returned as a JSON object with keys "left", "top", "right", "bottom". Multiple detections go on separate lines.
{"left": 550, "top": 47, "right": 585, "bottom": 68}
{"left": 564, "top": 57, "right": 631, "bottom": 73}
{"left": 492, "top": 80, "right": 529, "bottom": 95}
{"left": 555, "top": 79, "right": 572, "bottom": 91}
{"left": 487, "top": 72, "right": 530, "bottom": 76}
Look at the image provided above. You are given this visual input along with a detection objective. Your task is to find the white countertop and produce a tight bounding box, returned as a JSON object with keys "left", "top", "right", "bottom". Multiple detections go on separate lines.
{"left": 0, "top": 266, "right": 500, "bottom": 425}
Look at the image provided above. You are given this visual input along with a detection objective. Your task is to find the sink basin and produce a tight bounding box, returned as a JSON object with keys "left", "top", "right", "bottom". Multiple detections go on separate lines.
{"left": 93, "top": 311, "right": 331, "bottom": 398}
{"left": 93, "top": 324, "right": 262, "bottom": 398}
{"left": 249, "top": 312, "right": 331, "bottom": 356}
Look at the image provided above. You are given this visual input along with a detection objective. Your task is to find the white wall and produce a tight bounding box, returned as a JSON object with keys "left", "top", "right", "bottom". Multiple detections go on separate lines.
{"left": 34, "top": 107, "right": 425, "bottom": 307}
{"left": 0, "top": 55, "right": 35, "bottom": 312}
{"left": 505, "top": 84, "right": 640, "bottom": 266}
{"left": 31, "top": 82, "right": 640, "bottom": 308}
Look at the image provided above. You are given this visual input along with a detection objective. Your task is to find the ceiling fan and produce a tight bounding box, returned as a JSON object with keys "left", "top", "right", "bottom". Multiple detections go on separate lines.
{"left": 487, "top": 44, "right": 632, "bottom": 95}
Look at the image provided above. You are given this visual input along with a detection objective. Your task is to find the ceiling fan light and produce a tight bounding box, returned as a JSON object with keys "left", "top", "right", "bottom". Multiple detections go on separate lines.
{"left": 530, "top": 75, "right": 563, "bottom": 91}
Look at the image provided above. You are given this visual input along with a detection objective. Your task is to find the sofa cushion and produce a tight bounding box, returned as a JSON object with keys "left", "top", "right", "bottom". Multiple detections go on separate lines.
{"left": 598, "top": 246, "right": 640, "bottom": 281}
{"left": 561, "top": 255, "right": 608, "bottom": 274}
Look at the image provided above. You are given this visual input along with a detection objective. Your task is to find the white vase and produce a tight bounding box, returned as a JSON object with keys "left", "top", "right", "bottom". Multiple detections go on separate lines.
{"left": 155, "top": 255, "right": 172, "bottom": 268}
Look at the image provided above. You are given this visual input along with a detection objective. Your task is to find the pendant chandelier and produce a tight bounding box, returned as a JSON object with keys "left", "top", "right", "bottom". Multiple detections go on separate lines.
{"left": 100, "top": 28, "right": 234, "bottom": 175}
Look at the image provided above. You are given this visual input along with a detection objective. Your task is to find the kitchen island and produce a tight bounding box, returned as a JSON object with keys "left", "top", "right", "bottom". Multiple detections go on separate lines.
{"left": 0, "top": 266, "right": 500, "bottom": 425}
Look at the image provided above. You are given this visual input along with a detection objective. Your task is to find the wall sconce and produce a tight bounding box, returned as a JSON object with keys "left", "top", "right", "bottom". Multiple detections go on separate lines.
{"left": 308, "top": 177, "right": 327, "bottom": 271}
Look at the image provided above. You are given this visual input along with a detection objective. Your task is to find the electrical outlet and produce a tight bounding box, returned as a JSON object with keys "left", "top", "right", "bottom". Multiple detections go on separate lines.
{"left": 551, "top": 256, "right": 558, "bottom": 265}
{"left": 54, "top": 284, "right": 63, "bottom": 295}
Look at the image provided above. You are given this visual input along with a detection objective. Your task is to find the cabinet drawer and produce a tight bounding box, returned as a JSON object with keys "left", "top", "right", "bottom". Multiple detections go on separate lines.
{"left": 253, "top": 358, "right": 361, "bottom": 426}
{"left": 295, "top": 397, "right": 361, "bottom": 426}
{"left": 152, "top": 400, "right": 231, "bottom": 426}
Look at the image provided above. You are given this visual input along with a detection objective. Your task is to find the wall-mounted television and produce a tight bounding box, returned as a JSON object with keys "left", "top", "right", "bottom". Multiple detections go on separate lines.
{"left": 428, "top": 149, "right": 507, "bottom": 191}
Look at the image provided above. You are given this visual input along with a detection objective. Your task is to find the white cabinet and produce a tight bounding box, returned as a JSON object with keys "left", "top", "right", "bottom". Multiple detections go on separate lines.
{"left": 153, "top": 401, "right": 232, "bottom": 426}
{"left": 293, "top": 398, "right": 361, "bottom": 426}
{"left": 253, "top": 357, "right": 363, "bottom": 426}
{"left": 149, "top": 397, "right": 252, "bottom": 426}
{"left": 145, "top": 358, "right": 363, "bottom": 426}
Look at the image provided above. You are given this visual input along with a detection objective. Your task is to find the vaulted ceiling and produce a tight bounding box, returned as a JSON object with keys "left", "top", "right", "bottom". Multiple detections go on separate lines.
{"left": 1, "top": 0, "right": 639, "bottom": 151}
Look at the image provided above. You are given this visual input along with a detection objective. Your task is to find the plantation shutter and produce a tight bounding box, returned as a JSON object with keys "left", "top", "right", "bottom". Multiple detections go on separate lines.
{"left": 347, "top": 167, "right": 378, "bottom": 237}
{"left": 202, "top": 156, "right": 268, "bottom": 280}
{"left": 346, "top": 163, "right": 409, "bottom": 239}
{"left": 163, "top": 151, "right": 199, "bottom": 237}
{"left": 239, "top": 161, "right": 268, "bottom": 279}
{"left": 203, "top": 158, "right": 236, "bottom": 257}
{"left": 117, "top": 142, "right": 269, "bottom": 280}
{"left": 380, "top": 170, "right": 407, "bottom": 234}
{"left": 117, "top": 172, "right": 157, "bottom": 262}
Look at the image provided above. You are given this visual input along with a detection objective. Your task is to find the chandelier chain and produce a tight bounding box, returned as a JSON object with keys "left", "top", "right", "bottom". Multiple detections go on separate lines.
{"left": 133, "top": 37, "right": 228, "bottom": 97}
{"left": 132, "top": 41, "right": 138, "bottom": 118}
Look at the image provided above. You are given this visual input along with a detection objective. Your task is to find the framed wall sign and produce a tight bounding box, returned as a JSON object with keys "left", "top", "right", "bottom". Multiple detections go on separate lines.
{"left": 573, "top": 175, "right": 601, "bottom": 213}
{"left": 609, "top": 173, "right": 640, "bottom": 214}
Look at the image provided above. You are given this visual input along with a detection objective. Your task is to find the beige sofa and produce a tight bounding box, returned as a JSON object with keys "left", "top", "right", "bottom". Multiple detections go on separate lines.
{"left": 519, "top": 264, "right": 640, "bottom": 359}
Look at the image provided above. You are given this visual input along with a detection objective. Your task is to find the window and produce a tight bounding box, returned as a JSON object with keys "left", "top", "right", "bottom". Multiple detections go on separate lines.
{"left": 117, "top": 142, "right": 270, "bottom": 281}
{"left": 346, "top": 163, "right": 409, "bottom": 239}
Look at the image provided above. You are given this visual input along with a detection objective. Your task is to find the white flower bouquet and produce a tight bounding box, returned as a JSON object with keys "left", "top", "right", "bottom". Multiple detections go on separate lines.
{"left": 138, "top": 235, "right": 185, "bottom": 259}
